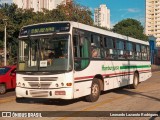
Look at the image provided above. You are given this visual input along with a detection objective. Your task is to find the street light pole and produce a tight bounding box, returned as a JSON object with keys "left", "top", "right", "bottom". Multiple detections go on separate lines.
{"left": 3, "top": 19, "right": 7, "bottom": 66}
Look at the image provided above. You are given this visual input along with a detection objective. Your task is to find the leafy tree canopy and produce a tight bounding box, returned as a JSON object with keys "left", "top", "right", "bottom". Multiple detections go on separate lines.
{"left": 112, "top": 18, "right": 148, "bottom": 41}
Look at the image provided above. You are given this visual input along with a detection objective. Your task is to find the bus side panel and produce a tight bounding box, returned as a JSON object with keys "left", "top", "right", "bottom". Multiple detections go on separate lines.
{"left": 74, "top": 81, "right": 92, "bottom": 99}
{"left": 139, "top": 72, "right": 152, "bottom": 82}
{"left": 104, "top": 61, "right": 131, "bottom": 89}
{"left": 103, "top": 78, "right": 114, "bottom": 91}
{"left": 103, "top": 61, "right": 151, "bottom": 88}
{"left": 73, "top": 60, "right": 151, "bottom": 98}
{"left": 73, "top": 61, "right": 105, "bottom": 98}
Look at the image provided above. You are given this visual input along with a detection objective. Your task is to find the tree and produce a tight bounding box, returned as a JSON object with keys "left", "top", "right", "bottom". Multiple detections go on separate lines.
{"left": 112, "top": 18, "right": 148, "bottom": 41}
{"left": 0, "top": 4, "right": 20, "bottom": 64}
{"left": 0, "top": 9, "right": 7, "bottom": 51}
{"left": 56, "top": 2, "right": 93, "bottom": 25}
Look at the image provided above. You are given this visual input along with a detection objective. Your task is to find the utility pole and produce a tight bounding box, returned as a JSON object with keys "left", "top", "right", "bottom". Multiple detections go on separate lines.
{"left": 3, "top": 19, "right": 7, "bottom": 66}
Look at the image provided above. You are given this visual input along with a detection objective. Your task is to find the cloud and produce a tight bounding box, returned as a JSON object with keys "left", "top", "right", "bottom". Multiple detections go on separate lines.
{"left": 119, "top": 8, "right": 140, "bottom": 13}
{"left": 119, "top": 8, "right": 141, "bottom": 18}
{"left": 127, "top": 8, "right": 140, "bottom": 13}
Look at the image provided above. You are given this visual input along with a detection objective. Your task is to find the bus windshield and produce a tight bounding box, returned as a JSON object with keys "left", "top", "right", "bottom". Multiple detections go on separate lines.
{"left": 18, "top": 34, "right": 72, "bottom": 72}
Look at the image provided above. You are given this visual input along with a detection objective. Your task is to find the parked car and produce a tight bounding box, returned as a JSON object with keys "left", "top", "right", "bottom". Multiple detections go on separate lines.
{"left": 0, "top": 65, "right": 16, "bottom": 94}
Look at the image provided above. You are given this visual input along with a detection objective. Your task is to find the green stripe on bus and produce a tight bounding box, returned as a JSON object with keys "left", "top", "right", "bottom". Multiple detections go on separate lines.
{"left": 120, "top": 65, "right": 151, "bottom": 70}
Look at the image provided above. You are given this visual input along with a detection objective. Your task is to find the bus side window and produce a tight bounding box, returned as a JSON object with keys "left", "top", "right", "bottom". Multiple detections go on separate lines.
{"left": 125, "top": 42, "right": 134, "bottom": 60}
{"left": 113, "top": 39, "right": 117, "bottom": 59}
{"left": 135, "top": 44, "right": 141, "bottom": 60}
{"left": 147, "top": 46, "right": 150, "bottom": 60}
{"left": 116, "top": 39, "right": 125, "bottom": 59}
{"left": 91, "top": 34, "right": 104, "bottom": 59}
{"left": 141, "top": 45, "right": 147, "bottom": 60}
{"left": 91, "top": 46, "right": 98, "bottom": 58}
{"left": 104, "top": 36, "right": 114, "bottom": 59}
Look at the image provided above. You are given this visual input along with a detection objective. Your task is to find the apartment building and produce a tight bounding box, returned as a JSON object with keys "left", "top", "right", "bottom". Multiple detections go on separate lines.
{"left": 12, "top": 0, "right": 71, "bottom": 12}
{"left": 145, "top": 0, "right": 160, "bottom": 46}
{"left": 94, "top": 4, "right": 110, "bottom": 29}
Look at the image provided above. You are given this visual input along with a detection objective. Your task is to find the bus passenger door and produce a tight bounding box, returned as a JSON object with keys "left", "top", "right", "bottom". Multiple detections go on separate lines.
{"left": 73, "top": 34, "right": 91, "bottom": 98}
{"left": 73, "top": 35, "right": 90, "bottom": 71}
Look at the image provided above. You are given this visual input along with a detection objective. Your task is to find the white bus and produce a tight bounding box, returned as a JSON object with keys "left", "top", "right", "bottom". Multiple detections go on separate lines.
{"left": 16, "top": 21, "right": 152, "bottom": 102}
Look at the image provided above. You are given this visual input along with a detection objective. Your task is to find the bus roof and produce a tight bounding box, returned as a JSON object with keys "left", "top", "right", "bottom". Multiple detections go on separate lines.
{"left": 20, "top": 21, "right": 149, "bottom": 45}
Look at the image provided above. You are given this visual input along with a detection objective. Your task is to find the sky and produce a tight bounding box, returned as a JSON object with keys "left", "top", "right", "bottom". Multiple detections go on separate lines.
{"left": 76, "top": 0, "right": 145, "bottom": 27}
{"left": 0, "top": 0, "right": 12, "bottom": 4}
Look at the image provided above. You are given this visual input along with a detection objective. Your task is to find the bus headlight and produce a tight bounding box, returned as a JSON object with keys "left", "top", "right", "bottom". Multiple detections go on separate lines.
{"left": 61, "top": 82, "right": 64, "bottom": 86}
{"left": 22, "top": 83, "right": 25, "bottom": 87}
{"left": 55, "top": 83, "right": 59, "bottom": 87}
{"left": 17, "top": 82, "right": 21, "bottom": 87}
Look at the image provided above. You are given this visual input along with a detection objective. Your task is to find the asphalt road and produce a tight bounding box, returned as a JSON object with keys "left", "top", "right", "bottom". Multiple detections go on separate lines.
{"left": 0, "top": 71, "right": 160, "bottom": 120}
{"left": 0, "top": 89, "right": 15, "bottom": 98}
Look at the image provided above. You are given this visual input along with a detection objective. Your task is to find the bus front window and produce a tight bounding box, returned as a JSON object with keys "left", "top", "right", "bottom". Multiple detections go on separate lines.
{"left": 18, "top": 34, "right": 72, "bottom": 72}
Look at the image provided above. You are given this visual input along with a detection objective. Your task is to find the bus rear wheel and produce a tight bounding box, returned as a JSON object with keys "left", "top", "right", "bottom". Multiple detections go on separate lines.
{"left": 85, "top": 79, "right": 100, "bottom": 102}
{"left": 131, "top": 73, "right": 139, "bottom": 89}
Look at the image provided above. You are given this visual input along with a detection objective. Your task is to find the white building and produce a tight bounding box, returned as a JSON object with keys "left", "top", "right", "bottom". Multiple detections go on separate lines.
{"left": 94, "top": 4, "right": 110, "bottom": 29}
{"left": 12, "top": 0, "right": 71, "bottom": 12}
{"left": 145, "top": 0, "right": 160, "bottom": 47}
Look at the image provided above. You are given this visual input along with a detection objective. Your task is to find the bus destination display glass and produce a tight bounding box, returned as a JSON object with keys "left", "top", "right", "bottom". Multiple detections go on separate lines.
{"left": 20, "top": 23, "right": 70, "bottom": 36}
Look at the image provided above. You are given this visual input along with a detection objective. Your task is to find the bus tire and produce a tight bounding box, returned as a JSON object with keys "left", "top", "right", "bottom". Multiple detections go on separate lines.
{"left": 131, "top": 73, "right": 139, "bottom": 89}
{"left": 85, "top": 79, "right": 100, "bottom": 102}
{"left": 0, "top": 84, "right": 6, "bottom": 94}
{"left": 16, "top": 97, "right": 24, "bottom": 103}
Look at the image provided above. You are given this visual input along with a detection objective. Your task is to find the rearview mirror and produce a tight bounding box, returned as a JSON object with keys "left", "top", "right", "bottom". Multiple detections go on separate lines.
{"left": 10, "top": 73, "right": 16, "bottom": 76}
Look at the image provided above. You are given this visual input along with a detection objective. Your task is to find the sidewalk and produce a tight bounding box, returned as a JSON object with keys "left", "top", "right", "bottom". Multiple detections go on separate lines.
{"left": 151, "top": 65, "right": 160, "bottom": 72}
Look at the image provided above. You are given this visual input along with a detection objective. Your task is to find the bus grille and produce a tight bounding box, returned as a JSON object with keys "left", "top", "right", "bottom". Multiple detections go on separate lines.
{"left": 23, "top": 77, "right": 39, "bottom": 81}
{"left": 40, "top": 77, "right": 58, "bottom": 81}
{"left": 23, "top": 77, "right": 57, "bottom": 81}
{"left": 28, "top": 82, "right": 52, "bottom": 88}
{"left": 29, "top": 90, "right": 48, "bottom": 97}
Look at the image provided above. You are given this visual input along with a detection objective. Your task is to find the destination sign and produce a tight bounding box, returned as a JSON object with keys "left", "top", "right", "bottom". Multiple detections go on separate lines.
{"left": 31, "top": 27, "right": 55, "bottom": 34}
{"left": 19, "top": 23, "right": 70, "bottom": 36}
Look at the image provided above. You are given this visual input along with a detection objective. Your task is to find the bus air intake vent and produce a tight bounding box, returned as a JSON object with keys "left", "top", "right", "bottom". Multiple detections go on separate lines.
{"left": 28, "top": 82, "right": 52, "bottom": 88}
{"left": 23, "top": 77, "right": 39, "bottom": 81}
{"left": 29, "top": 90, "right": 48, "bottom": 97}
{"left": 40, "top": 77, "right": 58, "bottom": 81}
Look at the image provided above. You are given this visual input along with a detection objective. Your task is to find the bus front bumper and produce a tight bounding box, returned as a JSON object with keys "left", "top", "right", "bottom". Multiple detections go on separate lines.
{"left": 16, "top": 87, "right": 73, "bottom": 100}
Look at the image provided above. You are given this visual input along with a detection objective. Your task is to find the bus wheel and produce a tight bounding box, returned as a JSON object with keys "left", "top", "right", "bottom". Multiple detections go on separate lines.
{"left": 16, "top": 97, "right": 24, "bottom": 103}
{"left": 85, "top": 79, "right": 100, "bottom": 102}
{"left": 131, "top": 73, "right": 139, "bottom": 89}
{"left": 0, "top": 84, "right": 6, "bottom": 94}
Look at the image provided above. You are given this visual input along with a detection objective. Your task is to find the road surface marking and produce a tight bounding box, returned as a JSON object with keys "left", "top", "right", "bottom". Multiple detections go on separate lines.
{"left": 58, "top": 95, "right": 126, "bottom": 120}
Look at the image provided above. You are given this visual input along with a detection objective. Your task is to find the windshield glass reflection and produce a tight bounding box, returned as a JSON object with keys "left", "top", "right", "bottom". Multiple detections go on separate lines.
{"left": 18, "top": 34, "right": 72, "bottom": 72}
